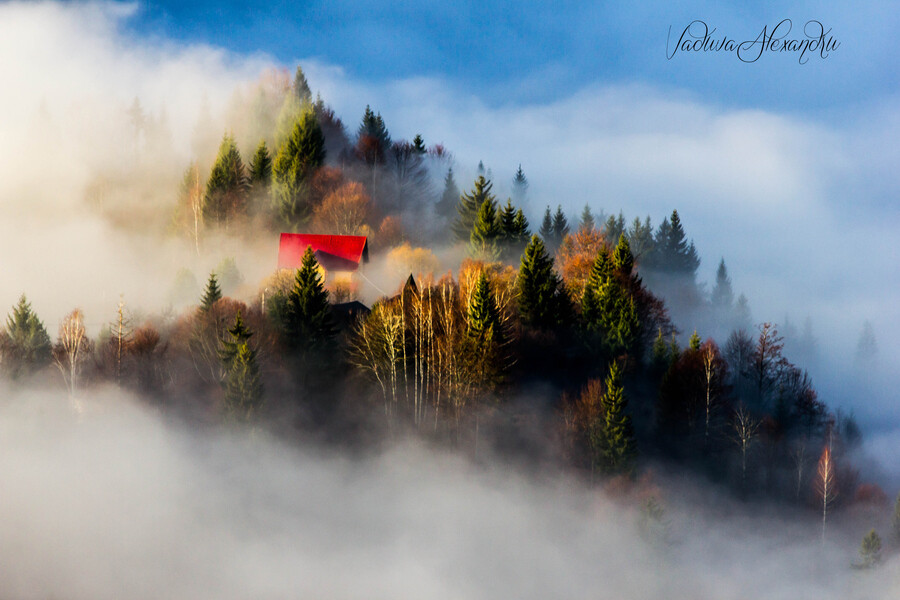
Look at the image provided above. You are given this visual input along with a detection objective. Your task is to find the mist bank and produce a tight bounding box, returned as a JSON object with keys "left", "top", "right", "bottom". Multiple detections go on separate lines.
{"left": 0, "top": 387, "right": 897, "bottom": 600}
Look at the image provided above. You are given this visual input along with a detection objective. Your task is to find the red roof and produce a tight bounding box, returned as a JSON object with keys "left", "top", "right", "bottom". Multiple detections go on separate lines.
{"left": 278, "top": 234, "right": 369, "bottom": 272}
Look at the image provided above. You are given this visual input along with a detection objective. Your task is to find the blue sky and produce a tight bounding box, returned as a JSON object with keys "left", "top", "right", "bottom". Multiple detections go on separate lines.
{"left": 132, "top": 1, "right": 897, "bottom": 113}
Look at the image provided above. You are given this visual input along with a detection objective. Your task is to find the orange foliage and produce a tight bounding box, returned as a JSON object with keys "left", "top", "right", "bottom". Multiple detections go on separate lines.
{"left": 311, "top": 181, "right": 372, "bottom": 235}
{"left": 309, "top": 166, "right": 345, "bottom": 209}
{"left": 387, "top": 243, "right": 440, "bottom": 278}
{"left": 373, "top": 215, "right": 405, "bottom": 251}
{"left": 556, "top": 227, "right": 608, "bottom": 298}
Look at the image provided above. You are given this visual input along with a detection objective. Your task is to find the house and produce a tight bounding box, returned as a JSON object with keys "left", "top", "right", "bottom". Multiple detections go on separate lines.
{"left": 277, "top": 233, "right": 369, "bottom": 275}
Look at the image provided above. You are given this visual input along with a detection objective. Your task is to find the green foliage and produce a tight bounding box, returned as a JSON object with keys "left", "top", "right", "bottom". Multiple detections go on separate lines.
{"left": 651, "top": 328, "right": 669, "bottom": 374}
{"left": 292, "top": 65, "right": 313, "bottom": 105}
{"left": 626, "top": 216, "right": 654, "bottom": 262}
{"left": 272, "top": 108, "right": 325, "bottom": 230}
{"left": 552, "top": 205, "right": 569, "bottom": 243}
{"left": 219, "top": 311, "right": 263, "bottom": 421}
{"left": 468, "top": 271, "right": 501, "bottom": 342}
{"left": 203, "top": 133, "right": 248, "bottom": 228}
{"left": 581, "top": 245, "right": 640, "bottom": 357}
{"left": 453, "top": 175, "right": 495, "bottom": 243}
{"left": 854, "top": 529, "right": 882, "bottom": 569}
{"left": 1, "top": 295, "right": 51, "bottom": 378}
{"left": 538, "top": 206, "right": 553, "bottom": 244}
{"left": 517, "top": 235, "right": 568, "bottom": 329}
{"left": 412, "top": 134, "right": 426, "bottom": 153}
{"left": 649, "top": 210, "right": 700, "bottom": 274}
{"left": 511, "top": 164, "right": 528, "bottom": 204}
{"left": 469, "top": 194, "right": 501, "bottom": 259}
{"left": 711, "top": 258, "right": 734, "bottom": 309}
{"left": 604, "top": 212, "right": 626, "bottom": 245}
{"left": 357, "top": 105, "right": 391, "bottom": 164}
{"left": 281, "top": 247, "right": 336, "bottom": 352}
{"left": 200, "top": 272, "right": 223, "bottom": 312}
{"left": 689, "top": 330, "right": 701, "bottom": 351}
{"left": 249, "top": 140, "right": 273, "bottom": 187}
{"left": 591, "top": 361, "right": 636, "bottom": 475}
{"left": 612, "top": 233, "right": 634, "bottom": 276}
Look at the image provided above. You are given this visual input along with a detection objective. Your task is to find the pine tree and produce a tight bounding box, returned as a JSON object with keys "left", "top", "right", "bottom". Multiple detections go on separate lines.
{"left": 292, "top": 65, "right": 313, "bottom": 105}
{"left": 580, "top": 204, "right": 595, "bottom": 231}
{"left": 581, "top": 246, "right": 612, "bottom": 329}
{"left": 468, "top": 271, "right": 501, "bottom": 342}
{"left": 469, "top": 195, "right": 501, "bottom": 258}
{"left": 511, "top": 164, "right": 528, "bottom": 205}
{"left": 650, "top": 328, "right": 669, "bottom": 375}
{"left": 711, "top": 258, "right": 734, "bottom": 309}
{"left": 659, "top": 210, "right": 700, "bottom": 274}
{"left": 539, "top": 206, "right": 554, "bottom": 244}
{"left": 219, "top": 311, "right": 262, "bottom": 421}
{"left": 357, "top": 105, "right": 391, "bottom": 164}
{"left": 512, "top": 209, "right": 530, "bottom": 247}
{"left": 626, "top": 216, "right": 654, "bottom": 262}
{"left": 272, "top": 107, "right": 325, "bottom": 230}
{"left": 517, "top": 235, "right": 567, "bottom": 329}
{"left": 249, "top": 140, "right": 273, "bottom": 187}
{"left": 604, "top": 212, "right": 626, "bottom": 246}
{"left": 436, "top": 167, "right": 461, "bottom": 222}
{"left": 199, "top": 273, "right": 223, "bottom": 312}
{"left": 689, "top": 330, "right": 701, "bottom": 351}
{"left": 282, "top": 247, "right": 336, "bottom": 352}
{"left": 855, "top": 529, "right": 882, "bottom": 569}
{"left": 203, "top": 133, "right": 248, "bottom": 228}
{"left": 612, "top": 233, "right": 634, "bottom": 277}
{"left": 412, "top": 134, "right": 426, "bottom": 154}
{"left": 453, "top": 175, "right": 495, "bottom": 243}
{"left": 499, "top": 199, "right": 517, "bottom": 241}
{"left": 2, "top": 295, "right": 52, "bottom": 378}
{"left": 598, "top": 360, "right": 636, "bottom": 475}
{"left": 552, "top": 205, "right": 570, "bottom": 248}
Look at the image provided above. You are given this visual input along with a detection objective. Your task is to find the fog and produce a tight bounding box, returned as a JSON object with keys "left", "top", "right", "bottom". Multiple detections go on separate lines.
{"left": 1, "top": 388, "right": 897, "bottom": 599}
{"left": 1, "top": 3, "right": 899, "bottom": 594}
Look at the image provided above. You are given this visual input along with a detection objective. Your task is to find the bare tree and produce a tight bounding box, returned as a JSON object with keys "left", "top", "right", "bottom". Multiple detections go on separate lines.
{"left": 815, "top": 444, "right": 838, "bottom": 543}
{"left": 53, "top": 309, "right": 92, "bottom": 398}
{"left": 730, "top": 402, "right": 760, "bottom": 491}
{"left": 111, "top": 297, "right": 133, "bottom": 385}
{"left": 790, "top": 437, "right": 809, "bottom": 505}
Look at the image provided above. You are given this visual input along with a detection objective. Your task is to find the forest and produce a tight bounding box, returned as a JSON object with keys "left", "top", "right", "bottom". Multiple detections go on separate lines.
{"left": 1, "top": 63, "right": 897, "bottom": 577}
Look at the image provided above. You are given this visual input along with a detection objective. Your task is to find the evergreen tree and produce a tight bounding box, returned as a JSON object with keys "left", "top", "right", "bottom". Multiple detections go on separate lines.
{"left": 580, "top": 204, "right": 595, "bottom": 231}
{"left": 512, "top": 209, "right": 531, "bottom": 246}
{"left": 412, "top": 134, "right": 426, "bottom": 154}
{"left": 653, "top": 210, "right": 700, "bottom": 274}
{"left": 219, "top": 311, "right": 263, "bottom": 421}
{"left": 356, "top": 105, "right": 391, "bottom": 164}
{"left": 689, "top": 330, "right": 701, "bottom": 351}
{"left": 468, "top": 271, "right": 501, "bottom": 342}
{"left": 249, "top": 140, "right": 273, "bottom": 187}
{"left": 552, "top": 205, "right": 570, "bottom": 248}
{"left": 477, "top": 161, "right": 486, "bottom": 177}
{"left": 453, "top": 175, "right": 495, "bottom": 243}
{"left": 582, "top": 244, "right": 639, "bottom": 357}
{"left": 203, "top": 133, "right": 248, "bottom": 228}
{"left": 650, "top": 328, "right": 670, "bottom": 375}
{"left": 1, "top": 295, "right": 52, "bottom": 378}
{"left": 855, "top": 530, "right": 882, "bottom": 569}
{"left": 436, "top": 167, "right": 461, "bottom": 222}
{"left": 711, "top": 258, "right": 734, "bottom": 309}
{"left": 734, "top": 294, "right": 753, "bottom": 332}
{"left": 292, "top": 65, "right": 313, "bottom": 105}
{"left": 272, "top": 108, "right": 325, "bottom": 230}
{"left": 517, "top": 235, "right": 568, "bottom": 329}
{"left": 282, "top": 247, "right": 336, "bottom": 352}
{"left": 499, "top": 199, "right": 517, "bottom": 241}
{"left": 626, "top": 216, "right": 654, "bottom": 262}
{"left": 612, "top": 234, "right": 634, "bottom": 277}
{"left": 539, "top": 206, "right": 554, "bottom": 245}
{"left": 199, "top": 273, "right": 223, "bottom": 312}
{"left": 604, "top": 212, "right": 626, "bottom": 245}
{"left": 511, "top": 164, "right": 528, "bottom": 205}
{"left": 469, "top": 195, "right": 501, "bottom": 258}
{"left": 581, "top": 246, "right": 612, "bottom": 328}
{"left": 596, "top": 360, "right": 636, "bottom": 475}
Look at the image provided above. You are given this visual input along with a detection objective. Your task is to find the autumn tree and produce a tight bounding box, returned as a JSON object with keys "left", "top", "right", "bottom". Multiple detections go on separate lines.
{"left": 311, "top": 181, "right": 372, "bottom": 235}
{"left": 1, "top": 295, "right": 52, "bottom": 379}
{"left": 815, "top": 444, "right": 838, "bottom": 542}
{"left": 53, "top": 309, "right": 92, "bottom": 396}
{"left": 203, "top": 133, "right": 248, "bottom": 230}
{"left": 272, "top": 107, "right": 326, "bottom": 230}
{"left": 556, "top": 225, "right": 606, "bottom": 298}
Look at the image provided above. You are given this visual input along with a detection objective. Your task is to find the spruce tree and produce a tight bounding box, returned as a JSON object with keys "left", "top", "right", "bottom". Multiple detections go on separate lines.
{"left": 663, "top": 210, "right": 700, "bottom": 274}
{"left": 357, "top": 105, "right": 391, "bottom": 164}
{"left": 412, "top": 134, "right": 426, "bottom": 154}
{"left": 711, "top": 258, "right": 734, "bottom": 309}
{"left": 199, "top": 273, "right": 223, "bottom": 312}
{"left": 626, "top": 216, "right": 654, "bottom": 262}
{"left": 468, "top": 271, "right": 500, "bottom": 342}
{"left": 856, "top": 530, "right": 883, "bottom": 569}
{"left": 598, "top": 360, "right": 636, "bottom": 475}
{"left": 292, "top": 65, "right": 313, "bottom": 105}
{"left": 219, "top": 311, "right": 263, "bottom": 420}
{"left": 511, "top": 164, "right": 528, "bottom": 205}
{"left": 512, "top": 209, "right": 530, "bottom": 246}
{"left": 469, "top": 196, "right": 501, "bottom": 258}
{"left": 539, "top": 206, "right": 554, "bottom": 244}
{"left": 499, "top": 199, "right": 517, "bottom": 242}
{"left": 2, "top": 295, "right": 52, "bottom": 378}
{"left": 651, "top": 328, "right": 669, "bottom": 375}
{"left": 203, "top": 133, "right": 248, "bottom": 228}
{"left": 436, "top": 167, "right": 461, "bottom": 222}
{"left": 517, "top": 235, "right": 567, "bottom": 329}
{"left": 453, "top": 175, "right": 495, "bottom": 243}
{"left": 249, "top": 140, "right": 273, "bottom": 187}
{"left": 282, "top": 247, "right": 335, "bottom": 352}
{"left": 581, "top": 246, "right": 612, "bottom": 328}
{"left": 612, "top": 233, "right": 634, "bottom": 276}
{"left": 272, "top": 108, "right": 325, "bottom": 230}
{"left": 689, "top": 330, "right": 701, "bottom": 351}
{"left": 580, "top": 204, "right": 595, "bottom": 231}
{"left": 552, "top": 205, "right": 570, "bottom": 246}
